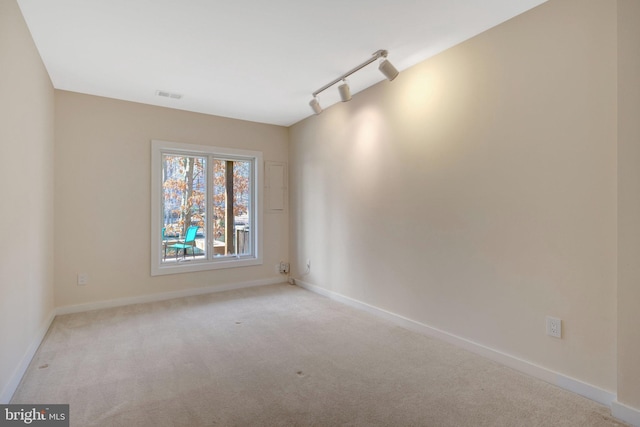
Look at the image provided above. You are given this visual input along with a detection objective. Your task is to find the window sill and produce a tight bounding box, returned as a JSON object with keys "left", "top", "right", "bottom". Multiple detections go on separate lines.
{"left": 151, "top": 256, "right": 262, "bottom": 276}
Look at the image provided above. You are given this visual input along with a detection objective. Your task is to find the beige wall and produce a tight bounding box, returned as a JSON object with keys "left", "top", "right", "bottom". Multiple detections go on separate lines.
{"left": 0, "top": 0, "right": 55, "bottom": 402}
{"left": 617, "top": 0, "right": 640, "bottom": 411}
{"left": 290, "top": 0, "right": 618, "bottom": 393}
{"left": 54, "top": 91, "right": 289, "bottom": 308}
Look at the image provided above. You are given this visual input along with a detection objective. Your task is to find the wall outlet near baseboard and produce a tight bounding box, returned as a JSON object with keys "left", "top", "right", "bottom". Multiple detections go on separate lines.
{"left": 77, "top": 273, "right": 89, "bottom": 286}
{"left": 546, "top": 316, "right": 562, "bottom": 338}
{"left": 279, "top": 262, "right": 290, "bottom": 274}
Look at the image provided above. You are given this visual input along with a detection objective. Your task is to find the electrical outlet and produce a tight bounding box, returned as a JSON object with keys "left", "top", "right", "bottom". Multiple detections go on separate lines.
{"left": 279, "top": 262, "right": 290, "bottom": 274}
{"left": 77, "top": 273, "right": 89, "bottom": 286}
{"left": 546, "top": 316, "right": 562, "bottom": 338}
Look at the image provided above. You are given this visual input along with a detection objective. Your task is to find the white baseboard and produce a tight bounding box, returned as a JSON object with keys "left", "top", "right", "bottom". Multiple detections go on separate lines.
{"left": 294, "top": 279, "right": 617, "bottom": 408}
{"left": 0, "top": 309, "right": 56, "bottom": 404}
{"left": 612, "top": 401, "right": 640, "bottom": 427}
{"left": 56, "top": 277, "right": 285, "bottom": 316}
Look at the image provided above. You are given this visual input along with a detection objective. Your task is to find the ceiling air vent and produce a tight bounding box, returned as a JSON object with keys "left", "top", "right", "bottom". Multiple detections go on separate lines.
{"left": 156, "top": 90, "right": 183, "bottom": 100}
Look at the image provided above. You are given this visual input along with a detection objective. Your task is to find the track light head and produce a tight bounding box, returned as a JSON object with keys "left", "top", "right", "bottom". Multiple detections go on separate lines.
{"left": 378, "top": 59, "right": 399, "bottom": 81}
{"left": 309, "top": 97, "right": 322, "bottom": 114}
{"left": 338, "top": 80, "right": 351, "bottom": 102}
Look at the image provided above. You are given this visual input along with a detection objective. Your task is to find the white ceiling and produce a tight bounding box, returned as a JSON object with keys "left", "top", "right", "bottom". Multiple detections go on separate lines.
{"left": 17, "top": 0, "right": 548, "bottom": 127}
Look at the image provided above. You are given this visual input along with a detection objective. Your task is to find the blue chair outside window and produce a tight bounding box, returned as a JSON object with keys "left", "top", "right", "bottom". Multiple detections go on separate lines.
{"left": 168, "top": 225, "right": 199, "bottom": 260}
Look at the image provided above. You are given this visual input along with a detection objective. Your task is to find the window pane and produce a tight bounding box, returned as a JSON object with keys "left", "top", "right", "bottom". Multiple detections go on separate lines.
{"left": 212, "top": 159, "right": 252, "bottom": 257}
{"left": 212, "top": 159, "right": 227, "bottom": 256}
{"left": 234, "top": 160, "right": 251, "bottom": 255}
{"left": 161, "top": 154, "right": 206, "bottom": 262}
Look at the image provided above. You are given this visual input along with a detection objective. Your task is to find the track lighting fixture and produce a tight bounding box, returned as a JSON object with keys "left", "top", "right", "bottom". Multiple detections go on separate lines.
{"left": 309, "top": 49, "right": 399, "bottom": 114}
{"left": 338, "top": 80, "right": 351, "bottom": 102}
{"left": 309, "top": 97, "right": 322, "bottom": 114}
{"left": 378, "top": 59, "right": 399, "bottom": 81}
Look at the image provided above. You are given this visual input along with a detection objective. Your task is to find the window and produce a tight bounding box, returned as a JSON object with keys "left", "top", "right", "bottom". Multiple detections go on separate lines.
{"left": 151, "top": 140, "right": 262, "bottom": 275}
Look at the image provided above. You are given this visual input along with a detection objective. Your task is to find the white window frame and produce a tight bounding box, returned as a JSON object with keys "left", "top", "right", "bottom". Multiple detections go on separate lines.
{"left": 151, "top": 139, "right": 263, "bottom": 276}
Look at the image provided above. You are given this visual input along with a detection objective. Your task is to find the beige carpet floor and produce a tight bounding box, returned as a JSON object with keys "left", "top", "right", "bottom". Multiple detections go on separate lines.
{"left": 12, "top": 283, "right": 628, "bottom": 427}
